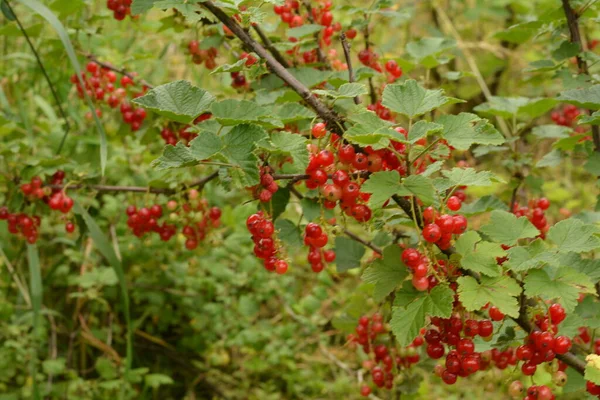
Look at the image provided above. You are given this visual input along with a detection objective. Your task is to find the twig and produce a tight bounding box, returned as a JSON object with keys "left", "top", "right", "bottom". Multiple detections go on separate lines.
{"left": 201, "top": 1, "right": 344, "bottom": 134}
{"left": 434, "top": 5, "right": 511, "bottom": 138}
{"left": 48, "top": 170, "right": 220, "bottom": 194}
{"left": 0, "top": 246, "right": 32, "bottom": 307}
{"left": 340, "top": 32, "right": 361, "bottom": 105}
{"left": 85, "top": 54, "right": 155, "bottom": 89}
{"left": 342, "top": 227, "right": 382, "bottom": 254}
{"left": 5, "top": 1, "right": 71, "bottom": 155}
{"left": 251, "top": 25, "right": 290, "bottom": 68}
{"left": 509, "top": 173, "right": 524, "bottom": 212}
{"left": 561, "top": 0, "right": 600, "bottom": 152}
{"left": 363, "top": 16, "right": 377, "bottom": 105}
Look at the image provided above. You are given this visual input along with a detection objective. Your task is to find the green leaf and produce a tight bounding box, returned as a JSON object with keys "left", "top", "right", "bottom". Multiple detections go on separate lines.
{"left": 438, "top": 167, "right": 504, "bottom": 191}
{"left": 335, "top": 236, "right": 366, "bottom": 272}
{"left": 210, "top": 57, "right": 248, "bottom": 74}
{"left": 406, "top": 37, "right": 456, "bottom": 68}
{"left": 153, "top": 1, "right": 215, "bottom": 22}
{"left": 362, "top": 245, "right": 408, "bottom": 302}
{"left": 493, "top": 21, "right": 542, "bottom": 44}
{"left": 552, "top": 40, "right": 581, "bottom": 61}
{"left": 221, "top": 124, "right": 268, "bottom": 186}
{"left": 454, "top": 231, "right": 504, "bottom": 277}
{"left": 362, "top": 171, "right": 402, "bottom": 209}
{"left": 382, "top": 79, "right": 455, "bottom": 119}
{"left": 269, "top": 187, "right": 290, "bottom": 220}
{"left": 18, "top": 0, "right": 108, "bottom": 175}
{"left": 27, "top": 244, "right": 42, "bottom": 400}
{"left": 408, "top": 121, "right": 443, "bottom": 144}
{"left": 479, "top": 210, "right": 539, "bottom": 246}
{"left": 133, "top": 80, "right": 215, "bottom": 124}
{"left": 260, "top": 131, "right": 308, "bottom": 173}
{"left": 337, "top": 83, "right": 368, "bottom": 98}
{"left": 579, "top": 110, "right": 600, "bottom": 125}
{"left": 474, "top": 97, "right": 558, "bottom": 120}
{"left": 345, "top": 111, "right": 405, "bottom": 149}
{"left": 275, "top": 219, "right": 302, "bottom": 249}
{"left": 276, "top": 103, "right": 315, "bottom": 123}
{"left": 1, "top": 0, "right": 15, "bottom": 20}
{"left": 73, "top": 202, "right": 132, "bottom": 380}
{"left": 585, "top": 152, "right": 600, "bottom": 176}
{"left": 287, "top": 24, "right": 322, "bottom": 38}
{"left": 403, "top": 175, "right": 436, "bottom": 206}
{"left": 131, "top": 0, "right": 156, "bottom": 14}
{"left": 145, "top": 373, "right": 174, "bottom": 389}
{"left": 460, "top": 195, "right": 508, "bottom": 216}
{"left": 561, "top": 252, "right": 600, "bottom": 281}
{"left": 547, "top": 218, "right": 600, "bottom": 253}
{"left": 457, "top": 275, "right": 522, "bottom": 318}
{"left": 42, "top": 358, "right": 66, "bottom": 375}
{"left": 557, "top": 85, "right": 600, "bottom": 110}
{"left": 438, "top": 113, "right": 505, "bottom": 150}
{"left": 524, "top": 268, "right": 595, "bottom": 312}
{"left": 504, "top": 240, "right": 556, "bottom": 272}
{"left": 390, "top": 284, "right": 453, "bottom": 346}
{"left": 211, "top": 99, "right": 274, "bottom": 126}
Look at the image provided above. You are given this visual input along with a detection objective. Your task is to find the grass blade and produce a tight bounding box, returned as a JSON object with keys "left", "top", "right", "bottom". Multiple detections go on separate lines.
{"left": 26, "top": 244, "right": 42, "bottom": 400}
{"left": 73, "top": 202, "right": 132, "bottom": 384}
{"left": 16, "top": 0, "right": 108, "bottom": 175}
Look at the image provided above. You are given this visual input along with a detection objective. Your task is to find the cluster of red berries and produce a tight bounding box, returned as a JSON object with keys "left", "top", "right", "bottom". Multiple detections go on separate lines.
{"left": 1, "top": 210, "right": 41, "bottom": 244}
{"left": 71, "top": 62, "right": 148, "bottom": 131}
{"left": 426, "top": 315, "right": 496, "bottom": 385}
{"left": 401, "top": 248, "right": 449, "bottom": 291}
{"left": 305, "top": 146, "right": 373, "bottom": 222}
{"left": 106, "top": 0, "right": 132, "bottom": 21}
{"left": 551, "top": 104, "right": 581, "bottom": 127}
{"left": 513, "top": 197, "right": 550, "bottom": 238}
{"left": 187, "top": 41, "right": 218, "bottom": 69}
{"left": 160, "top": 113, "right": 212, "bottom": 146}
{"left": 20, "top": 176, "right": 47, "bottom": 200}
{"left": 347, "top": 314, "right": 421, "bottom": 396}
{"left": 367, "top": 101, "right": 392, "bottom": 121}
{"left": 180, "top": 202, "right": 222, "bottom": 250}
{"left": 249, "top": 167, "right": 279, "bottom": 203}
{"left": 421, "top": 206, "right": 468, "bottom": 250}
{"left": 508, "top": 381, "right": 556, "bottom": 400}
{"left": 246, "top": 212, "right": 288, "bottom": 274}
{"left": 358, "top": 48, "right": 383, "bottom": 72}
{"left": 304, "top": 223, "right": 335, "bottom": 272}
{"left": 126, "top": 204, "right": 176, "bottom": 241}
{"left": 310, "top": 1, "right": 341, "bottom": 47}
{"left": 384, "top": 60, "right": 403, "bottom": 82}
{"left": 514, "top": 305, "right": 571, "bottom": 378}
{"left": 273, "top": 0, "right": 303, "bottom": 27}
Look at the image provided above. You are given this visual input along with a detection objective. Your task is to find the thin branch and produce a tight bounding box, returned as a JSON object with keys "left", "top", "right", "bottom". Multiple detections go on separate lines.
{"left": 49, "top": 170, "right": 219, "bottom": 194}
{"left": 340, "top": 32, "right": 361, "bottom": 105}
{"left": 251, "top": 25, "right": 290, "bottom": 68}
{"left": 6, "top": 1, "right": 71, "bottom": 155}
{"left": 85, "top": 54, "right": 155, "bottom": 90}
{"left": 0, "top": 247, "right": 32, "bottom": 307}
{"left": 342, "top": 227, "right": 382, "bottom": 254}
{"left": 363, "top": 16, "right": 377, "bottom": 105}
{"left": 561, "top": 0, "right": 600, "bottom": 152}
{"left": 201, "top": 1, "right": 344, "bottom": 134}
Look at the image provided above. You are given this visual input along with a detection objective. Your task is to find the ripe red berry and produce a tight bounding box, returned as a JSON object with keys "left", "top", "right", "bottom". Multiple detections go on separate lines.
{"left": 360, "top": 385, "right": 371, "bottom": 397}
{"left": 422, "top": 223, "right": 442, "bottom": 243}
{"left": 275, "top": 260, "right": 288, "bottom": 274}
{"left": 488, "top": 306, "right": 504, "bottom": 321}
{"left": 312, "top": 122, "right": 327, "bottom": 138}
{"left": 553, "top": 336, "right": 572, "bottom": 354}
{"left": 537, "top": 197, "right": 550, "bottom": 210}
{"left": 65, "top": 222, "right": 75, "bottom": 233}
{"left": 446, "top": 196, "right": 462, "bottom": 211}
{"left": 549, "top": 303, "right": 566, "bottom": 324}
{"left": 441, "top": 369, "right": 457, "bottom": 385}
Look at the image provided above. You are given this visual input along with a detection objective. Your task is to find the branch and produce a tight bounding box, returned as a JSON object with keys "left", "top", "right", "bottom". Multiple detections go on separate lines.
{"left": 252, "top": 25, "right": 290, "bottom": 68}
{"left": 6, "top": 1, "right": 71, "bottom": 155}
{"left": 201, "top": 1, "right": 344, "bottom": 134}
{"left": 561, "top": 0, "right": 600, "bottom": 153}
{"left": 340, "top": 32, "right": 361, "bottom": 105}
{"left": 48, "top": 171, "right": 219, "bottom": 195}
{"left": 363, "top": 17, "right": 377, "bottom": 105}
{"left": 85, "top": 54, "right": 155, "bottom": 90}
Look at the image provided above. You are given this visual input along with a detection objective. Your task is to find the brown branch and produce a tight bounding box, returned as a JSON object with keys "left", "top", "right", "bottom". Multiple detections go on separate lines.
{"left": 202, "top": 1, "right": 344, "bottom": 134}
{"left": 85, "top": 54, "right": 155, "bottom": 89}
{"left": 49, "top": 170, "right": 219, "bottom": 195}
{"left": 252, "top": 25, "right": 290, "bottom": 68}
{"left": 561, "top": 0, "right": 600, "bottom": 152}
{"left": 340, "top": 32, "right": 361, "bottom": 105}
